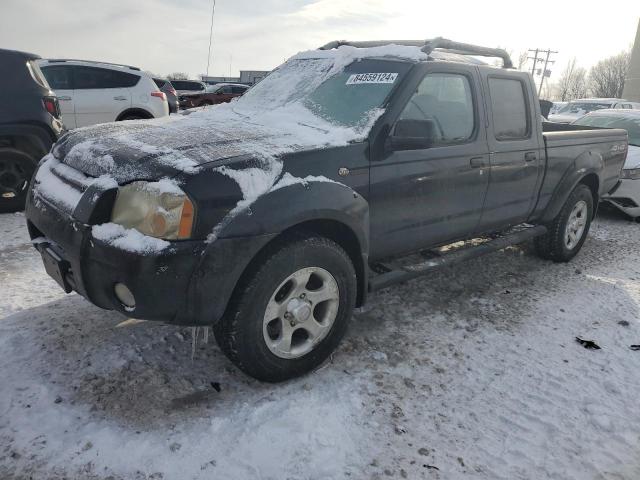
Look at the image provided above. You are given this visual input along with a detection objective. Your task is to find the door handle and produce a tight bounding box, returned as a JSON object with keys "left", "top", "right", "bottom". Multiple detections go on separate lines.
{"left": 58, "top": 96, "right": 72, "bottom": 101}
{"left": 113, "top": 96, "right": 127, "bottom": 101}
{"left": 470, "top": 157, "right": 487, "bottom": 168}
{"left": 524, "top": 151, "right": 537, "bottom": 162}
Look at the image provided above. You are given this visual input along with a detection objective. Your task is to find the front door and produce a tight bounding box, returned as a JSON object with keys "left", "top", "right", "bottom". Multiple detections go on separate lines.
{"left": 369, "top": 64, "right": 490, "bottom": 259}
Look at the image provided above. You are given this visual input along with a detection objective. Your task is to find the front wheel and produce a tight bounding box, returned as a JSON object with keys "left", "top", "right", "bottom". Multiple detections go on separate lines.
{"left": 213, "top": 233, "right": 357, "bottom": 382}
{"left": 535, "top": 183, "right": 594, "bottom": 262}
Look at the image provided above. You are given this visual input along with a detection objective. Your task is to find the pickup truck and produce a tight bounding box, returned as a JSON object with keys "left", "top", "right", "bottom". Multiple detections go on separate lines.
{"left": 25, "top": 38, "right": 628, "bottom": 382}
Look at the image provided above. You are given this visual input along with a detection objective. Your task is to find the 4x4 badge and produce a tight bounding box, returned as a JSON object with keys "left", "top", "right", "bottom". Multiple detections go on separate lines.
{"left": 338, "top": 167, "right": 349, "bottom": 177}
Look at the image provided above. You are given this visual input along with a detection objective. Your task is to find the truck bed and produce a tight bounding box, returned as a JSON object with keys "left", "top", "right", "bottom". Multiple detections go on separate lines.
{"left": 533, "top": 123, "right": 628, "bottom": 217}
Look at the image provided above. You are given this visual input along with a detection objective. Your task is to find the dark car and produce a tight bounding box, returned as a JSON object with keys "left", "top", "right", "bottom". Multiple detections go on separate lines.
{"left": 179, "top": 83, "right": 249, "bottom": 109}
{"left": 26, "top": 38, "right": 627, "bottom": 382}
{"left": 0, "top": 48, "right": 65, "bottom": 212}
{"left": 170, "top": 80, "right": 207, "bottom": 109}
{"left": 153, "top": 78, "right": 179, "bottom": 114}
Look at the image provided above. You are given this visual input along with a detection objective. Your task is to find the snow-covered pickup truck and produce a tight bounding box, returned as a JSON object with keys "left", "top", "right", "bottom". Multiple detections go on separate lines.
{"left": 25, "top": 38, "right": 628, "bottom": 382}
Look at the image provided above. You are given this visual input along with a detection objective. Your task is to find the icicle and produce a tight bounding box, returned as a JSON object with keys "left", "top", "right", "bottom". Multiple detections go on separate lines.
{"left": 191, "top": 326, "right": 198, "bottom": 360}
{"left": 204, "top": 327, "right": 209, "bottom": 344}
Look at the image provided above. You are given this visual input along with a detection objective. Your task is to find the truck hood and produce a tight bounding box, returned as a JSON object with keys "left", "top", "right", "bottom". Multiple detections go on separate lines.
{"left": 624, "top": 145, "right": 640, "bottom": 170}
{"left": 53, "top": 102, "right": 377, "bottom": 184}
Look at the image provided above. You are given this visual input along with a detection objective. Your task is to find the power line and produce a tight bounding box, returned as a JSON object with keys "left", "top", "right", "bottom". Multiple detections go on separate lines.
{"left": 205, "top": 0, "right": 217, "bottom": 77}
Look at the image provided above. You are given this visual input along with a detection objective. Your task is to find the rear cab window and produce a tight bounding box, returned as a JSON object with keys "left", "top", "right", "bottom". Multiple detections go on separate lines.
{"left": 488, "top": 77, "right": 530, "bottom": 140}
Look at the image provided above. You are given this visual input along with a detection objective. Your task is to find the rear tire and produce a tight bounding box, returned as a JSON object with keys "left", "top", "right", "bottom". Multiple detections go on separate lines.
{"left": 213, "top": 233, "right": 357, "bottom": 382}
{"left": 0, "top": 148, "right": 37, "bottom": 213}
{"left": 535, "top": 184, "right": 594, "bottom": 262}
{"left": 119, "top": 114, "right": 146, "bottom": 121}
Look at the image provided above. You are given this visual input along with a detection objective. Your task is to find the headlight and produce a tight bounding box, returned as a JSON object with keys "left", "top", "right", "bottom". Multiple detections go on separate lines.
{"left": 621, "top": 168, "right": 640, "bottom": 180}
{"left": 111, "top": 180, "right": 194, "bottom": 239}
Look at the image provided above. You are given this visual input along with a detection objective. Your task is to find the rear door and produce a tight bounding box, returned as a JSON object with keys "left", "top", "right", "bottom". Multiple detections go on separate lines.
{"left": 72, "top": 66, "right": 135, "bottom": 127}
{"left": 369, "top": 63, "right": 490, "bottom": 259}
{"left": 476, "top": 71, "right": 544, "bottom": 231}
{"left": 40, "top": 64, "right": 76, "bottom": 128}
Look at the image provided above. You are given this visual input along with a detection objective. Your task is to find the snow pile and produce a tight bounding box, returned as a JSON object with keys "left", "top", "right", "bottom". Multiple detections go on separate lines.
{"left": 91, "top": 223, "right": 169, "bottom": 254}
{"left": 33, "top": 155, "right": 117, "bottom": 213}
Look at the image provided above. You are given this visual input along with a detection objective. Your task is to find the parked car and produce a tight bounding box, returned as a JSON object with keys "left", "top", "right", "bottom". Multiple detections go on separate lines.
{"left": 549, "top": 101, "right": 567, "bottom": 116}
{"left": 153, "top": 78, "right": 179, "bottom": 114}
{"left": 548, "top": 98, "right": 638, "bottom": 124}
{"left": 26, "top": 38, "right": 627, "bottom": 382}
{"left": 0, "top": 48, "right": 65, "bottom": 213}
{"left": 38, "top": 59, "right": 169, "bottom": 128}
{"left": 179, "top": 83, "right": 250, "bottom": 109}
{"left": 572, "top": 109, "right": 640, "bottom": 219}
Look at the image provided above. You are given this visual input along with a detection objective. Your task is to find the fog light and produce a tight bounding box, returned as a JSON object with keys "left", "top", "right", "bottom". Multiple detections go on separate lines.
{"left": 114, "top": 283, "right": 136, "bottom": 310}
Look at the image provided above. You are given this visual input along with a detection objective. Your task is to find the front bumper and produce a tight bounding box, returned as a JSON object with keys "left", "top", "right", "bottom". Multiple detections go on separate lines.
{"left": 25, "top": 191, "right": 275, "bottom": 325}
{"left": 602, "top": 178, "right": 640, "bottom": 218}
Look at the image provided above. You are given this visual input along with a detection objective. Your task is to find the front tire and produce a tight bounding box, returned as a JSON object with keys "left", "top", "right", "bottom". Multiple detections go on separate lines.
{"left": 214, "top": 233, "right": 357, "bottom": 382}
{"left": 535, "top": 184, "right": 594, "bottom": 262}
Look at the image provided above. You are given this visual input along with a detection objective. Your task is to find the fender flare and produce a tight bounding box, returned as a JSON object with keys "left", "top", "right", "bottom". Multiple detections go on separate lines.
{"left": 186, "top": 180, "right": 370, "bottom": 324}
{"left": 540, "top": 150, "right": 603, "bottom": 223}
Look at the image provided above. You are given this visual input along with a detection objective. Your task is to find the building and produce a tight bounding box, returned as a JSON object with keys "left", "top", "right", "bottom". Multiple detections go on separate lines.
{"left": 201, "top": 70, "right": 270, "bottom": 86}
{"left": 623, "top": 19, "right": 640, "bottom": 102}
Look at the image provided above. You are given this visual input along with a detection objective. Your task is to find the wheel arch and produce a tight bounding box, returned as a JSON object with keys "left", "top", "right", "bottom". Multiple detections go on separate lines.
{"left": 115, "top": 108, "right": 154, "bottom": 121}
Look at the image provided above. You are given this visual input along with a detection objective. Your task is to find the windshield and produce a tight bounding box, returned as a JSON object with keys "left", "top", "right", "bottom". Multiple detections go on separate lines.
{"left": 558, "top": 102, "right": 613, "bottom": 115}
{"left": 573, "top": 114, "right": 640, "bottom": 146}
{"left": 234, "top": 58, "right": 411, "bottom": 128}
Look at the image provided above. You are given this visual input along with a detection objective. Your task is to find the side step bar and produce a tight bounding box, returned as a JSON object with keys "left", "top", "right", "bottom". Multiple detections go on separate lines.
{"left": 368, "top": 225, "right": 547, "bottom": 292}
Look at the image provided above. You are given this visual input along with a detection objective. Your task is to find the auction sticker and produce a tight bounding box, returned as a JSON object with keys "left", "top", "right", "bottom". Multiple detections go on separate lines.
{"left": 346, "top": 73, "right": 398, "bottom": 85}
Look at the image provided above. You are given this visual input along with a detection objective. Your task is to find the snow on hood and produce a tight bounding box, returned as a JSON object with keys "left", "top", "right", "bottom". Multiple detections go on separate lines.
{"left": 624, "top": 145, "right": 640, "bottom": 170}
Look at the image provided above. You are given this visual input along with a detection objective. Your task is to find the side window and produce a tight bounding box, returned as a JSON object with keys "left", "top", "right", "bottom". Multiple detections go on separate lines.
{"left": 231, "top": 86, "right": 246, "bottom": 94}
{"left": 221, "top": 85, "right": 233, "bottom": 94}
{"left": 74, "top": 66, "right": 140, "bottom": 89}
{"left": 398, "top": 73, "right": 475, "bottom": 145}
{"left": 40, "top": 65, "right": 73, "bottom": 90}
{"left": 488, "top": 77, "right": 530, "bottom": 140}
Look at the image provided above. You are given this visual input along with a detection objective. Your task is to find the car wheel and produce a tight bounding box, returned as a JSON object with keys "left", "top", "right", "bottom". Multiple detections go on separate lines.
{"left": 0, "top": 148, "right": 37, "bottom": 213}
{"left": 119, "top": 114, "right": 146, "bottom": 121}
{"left": 213, "top": 232, "right": 357, "bottom": 382}
{"left": 535, "top": 183, "right": 593, "bottom": 262}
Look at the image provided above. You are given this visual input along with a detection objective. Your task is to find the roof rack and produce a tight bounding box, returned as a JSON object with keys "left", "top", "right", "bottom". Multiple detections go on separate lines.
{"left": 319, "top": 37, "right": 513, "bottom": 69}
{"left": 44, "top": 59, "right": 141, "bottom": 71}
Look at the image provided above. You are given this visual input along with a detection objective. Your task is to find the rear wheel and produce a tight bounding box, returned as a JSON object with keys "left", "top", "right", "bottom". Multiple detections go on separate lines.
{"left": 0, "top": 148, "right": 37, "bottom": 213}
{"left": 119, "top": 114, "right": 146, "bottom": 121}
{"left": 213, "top": 233, "right": 357, "bottom": 382}
{"left": 535, "top": 184, "right": 594, "bottom": 262}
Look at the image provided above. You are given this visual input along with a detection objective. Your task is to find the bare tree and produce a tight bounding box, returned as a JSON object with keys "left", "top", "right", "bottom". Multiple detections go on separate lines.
{"left": 557, "top": 58, "right": 588, "bottom": 101}
{"left": 167, "top": 72, "right": 190, "bottom": 81}
{"left": 588, "top": 50, "right": 631, "bottom": 98}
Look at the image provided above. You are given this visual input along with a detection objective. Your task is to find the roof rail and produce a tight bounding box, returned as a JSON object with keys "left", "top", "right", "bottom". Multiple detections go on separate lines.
{"left": 319, "top": 37, "right": 513, "bottom": 69}
{"left": 44, "top": 59, "right": 141, "bottom": 71}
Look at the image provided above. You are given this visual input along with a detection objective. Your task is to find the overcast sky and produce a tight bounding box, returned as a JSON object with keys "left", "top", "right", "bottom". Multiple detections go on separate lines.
{"left": 1, "top": 0, "right": 638, "bottom": 81}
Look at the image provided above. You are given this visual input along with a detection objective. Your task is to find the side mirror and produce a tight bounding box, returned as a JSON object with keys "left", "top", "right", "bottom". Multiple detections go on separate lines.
{"left": 385, "top": 119, "right": 436, "bottom": 151}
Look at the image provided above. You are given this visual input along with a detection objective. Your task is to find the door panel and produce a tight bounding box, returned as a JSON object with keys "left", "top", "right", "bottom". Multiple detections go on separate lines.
{"left": 55, "top": 89, "right": 76, "bottom": 129}
{"left": 72, "top": 66, "right": 132, "bottom": 127}
{"left": 477, "top": 73, "right": 544, "bottom": 231}
{"left": 369, "top": 64, "right": 490, "bottom": 260}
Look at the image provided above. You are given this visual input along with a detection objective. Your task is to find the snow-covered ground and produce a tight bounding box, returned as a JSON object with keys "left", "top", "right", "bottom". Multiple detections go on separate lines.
{"left": 2, "top": 209, "right": 640, "bottom": 479}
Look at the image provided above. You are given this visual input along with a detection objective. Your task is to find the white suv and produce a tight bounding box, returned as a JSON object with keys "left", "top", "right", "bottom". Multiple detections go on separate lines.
{"left": 38, "top": 59, "right": 169, "bottom": 129}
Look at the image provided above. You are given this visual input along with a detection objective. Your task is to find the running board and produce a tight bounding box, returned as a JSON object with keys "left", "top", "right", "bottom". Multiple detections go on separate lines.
{"left": 368, "top": 225, "right": 547, "bottom": 292}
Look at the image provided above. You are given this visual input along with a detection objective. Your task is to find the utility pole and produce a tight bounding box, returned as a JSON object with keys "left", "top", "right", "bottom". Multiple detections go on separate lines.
{"left": 205, "top": 0, "right": 217, "bottom": 77}
{"left": 528, "top": 48, "right": 557, "bottom": 98}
